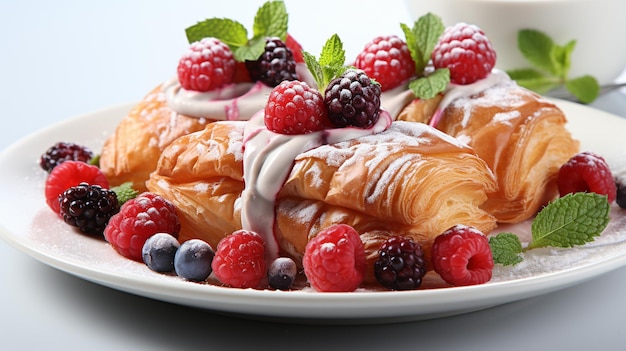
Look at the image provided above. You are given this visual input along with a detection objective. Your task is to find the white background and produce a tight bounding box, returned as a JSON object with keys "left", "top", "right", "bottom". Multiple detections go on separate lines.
{"left": 1, "top": 1, "right": 626, "bottom": 350}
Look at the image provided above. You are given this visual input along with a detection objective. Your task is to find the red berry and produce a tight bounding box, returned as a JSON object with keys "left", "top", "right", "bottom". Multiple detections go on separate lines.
{"left": 286, "top": 33, "right": 305, "bottom": 63}
{"left": 354, "top": 35, "right": 416, "bottom": 91}
{"left": 44, "top": 161, "right": 109, "bottom": 215}
{"left": 302, "top": 224, "right": 366, "bottom": 292}
{"left": 264, "top": 80, "right": 329, "bottom": 135}
{"left": 431, "top": 225, "right": 494, "bottom": 287}
{"left": 104, "top": 192, "right": 180, "bottom": 262}
{"left": 211, "top": 230, "right": 267, "bottom": 289}
{"left": 558, "top": 151, "right": 616, "bottom": 203}
{"left": 431, "top": 23, "right": 496, "bottom": 85}
{"left": 177, "top": 37, "right": 236, "bottom": 92}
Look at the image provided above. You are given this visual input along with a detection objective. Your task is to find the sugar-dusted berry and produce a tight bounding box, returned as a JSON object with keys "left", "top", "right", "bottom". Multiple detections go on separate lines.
{"left": 558, "top": 151, "right": 617, "bottom": 203}
{"left": 268, "top": 257, "right": 297, "bottom": 290}
{"left": 44, "top": 160, "right": 109, "bottom": 215}
{"left": 211, "top": 230, "right": 267, "bottom": 289}
{"left": 104, "top": 192, "right": 180, "bottom": 262}
{"left": 431, "top": 225, "right": 494, "bottom": 286}
{"left": 142, "top": 233, "right": 180, "bottom": 273}
{"left": 264, "top": 80, "right": 329, "bottom": 135}
{"left": 40, "top": 142, "right": 94, "bottom": 172}
{"left": 324, "top": 69, "right": 381, "bottom": 128}
{"left": 59, "top": 182, "right": 119, "bottom": 235}
{"left": 174, "top": 239, "right": 215, "bottom": 281}
{"left": 374, "top": 236, "right": 426, "bottom": 290}
{"left": 245, "top": 37, "right": 298, "bottom": 87}
{"left": 302, "top": 224, "right": 366, "bottom": 292}
{"left": 354, "top": 35, "right": 415, "bottom": 91}
{"left": 177, "top": 37, "right": 236, "bottom": 92}
{"left": 431, "top": 22, "right": 496, "bottom": 85}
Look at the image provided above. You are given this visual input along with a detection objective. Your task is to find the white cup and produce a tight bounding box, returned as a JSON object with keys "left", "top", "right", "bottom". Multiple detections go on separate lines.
{"left": 406, "top": 0, "right": 626, "bottom": 85}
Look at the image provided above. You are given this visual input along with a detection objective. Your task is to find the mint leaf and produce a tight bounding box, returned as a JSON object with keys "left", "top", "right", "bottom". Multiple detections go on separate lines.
{"left": 252, "top": 0, "right": 288, "bottom": 40}
{"left": 408, "top": 68, "right": 449, "bottom": 99}
{"left": 565, "top": 75, "right": 600, "bottom": 104}
{"left": 518, "top": 29, "right": 560, "bottom": 76}
{"left": 233, "top": 36, "right": 267, "bottom": 62}
{"left": 489, "top": 233, "right": 524, "bottom": 266}
{"left": 111, "top": 182, "right": 139, "bottom": 206}
{"left": 528, "top": 192, "right": 610, "bottom": 250}
{"left": 401, "top": 12, "right": 444, "bottom": 74}
{"left": 507, "top": 68, "right": 560, "bottom": 94}
{"left": 185, "top": 18, "right": 248, "bottom": 46}
{"left": 302, "top": 34, "right": 348, "bottom": 93}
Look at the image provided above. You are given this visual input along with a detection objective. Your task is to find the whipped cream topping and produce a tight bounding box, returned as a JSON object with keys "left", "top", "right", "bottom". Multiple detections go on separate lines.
{"left": 241, "top": 110, "right": 393, "bottom": 261}
{"left": 162, "top": 63, "right": 314, "bottom": 121}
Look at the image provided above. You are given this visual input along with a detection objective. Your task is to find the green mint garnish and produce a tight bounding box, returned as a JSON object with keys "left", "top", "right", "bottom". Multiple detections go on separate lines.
{"left": 302, "top": 34, "right": 349, "bottom": 93}
{"left": 88, "top": 154, "right": 100, "bottom": 167}
{"left": 184, "top": 0, "right": 288, "bottom": 62}
{"left": 401, "top": 12, "right": 449, "bottom": 100}
{"left": 489, "top": 192, "right": 610, "bottom": 266}
{"left": 506, "top": 29, "right": 600, "bottom": 103}
{"left": 111, "top": 182, "right": 139, "bottom": 206}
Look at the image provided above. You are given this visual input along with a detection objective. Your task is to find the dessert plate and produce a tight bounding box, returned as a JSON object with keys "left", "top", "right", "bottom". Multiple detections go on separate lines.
{"left": 0, "top": 101, "right": 625, "bottom": 324}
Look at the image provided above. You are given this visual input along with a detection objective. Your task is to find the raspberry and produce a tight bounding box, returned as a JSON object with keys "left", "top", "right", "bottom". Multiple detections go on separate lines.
{"left": 354, "top": 35, "right": 416, "bottom": 91}
{"left": 104, "top": 192, "right": 180, "bottom": 262}
{"left": 302, "top": 224, "right": 366, "bottom": 292}
{"left": 264, "top": 80, "right": 329, "bottom": 135}
{"left": 558, "top": 151, "right": 617, "bottom": 203}
{"left": 59, "top": 182, "right": 120, "bottom": 235}
{"left": 211, "top": 230, "right": 267, "bottom": 289}
{"left": 432, "top": 23, "right": 496, "bottom": 85}
{"left": 177, "top": 37, "right": 236, "bottom": 92}
{"left": 431, "top": 225, "right": 494, "bottom": 286}
{"left": 285, "top": 33, "right": 304, "bottom": 63}
{"left": 44, "top": 161, "right": 109, "bottom": 215}
{"left": 374, "top": 236, "right": 426, "bottom": 290}
{"left": 39, "top": 142, "right": 94, "bottom": 172}
{"left": 324, "top": 69, "right": 381, "bottom": 128}
{"left": 245, "top": 37, "right": 298, "bottom": 87}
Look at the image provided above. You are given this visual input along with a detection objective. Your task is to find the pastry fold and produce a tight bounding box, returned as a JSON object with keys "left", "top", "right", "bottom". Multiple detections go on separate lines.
{"left": 146, "top": 120, "right": 499, "bottom": 280}
{"left": 100, "top": 84, "right": 210, "bottom": 192}
{"left": 397, "top": 80, "right": 579, "bottom": 223}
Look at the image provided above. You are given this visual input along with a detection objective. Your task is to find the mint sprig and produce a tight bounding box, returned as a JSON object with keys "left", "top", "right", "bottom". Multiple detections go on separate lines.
{"left": 184, "top": 0, "right": 288, "bottom": 62}
{"left": 401, "top": 12, "right": 449, "bottom": 100}
{"left": 506, "top": 29, "right": 600, "bottom": 103}
{"left": 111, "top": 182, "right": 139, "bottom": 206}
{"left": 489, "top": 192, "right": 611, "bottom": 266}
{"left": 302, "top": 34, "right": 349, "bottom": 93}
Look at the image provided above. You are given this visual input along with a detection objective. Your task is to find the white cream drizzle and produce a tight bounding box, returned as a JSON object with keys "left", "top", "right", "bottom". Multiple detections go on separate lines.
{"left": 241, "top": 109, "right": 393, "bottom": 262}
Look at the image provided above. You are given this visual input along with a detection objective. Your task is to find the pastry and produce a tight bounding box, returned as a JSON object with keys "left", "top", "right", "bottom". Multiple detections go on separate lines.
{"left": 146, "top": 113, "right": 498, "bottom": 283}
{"left": 397, "top": 74, "right": 580, "bottom": 223}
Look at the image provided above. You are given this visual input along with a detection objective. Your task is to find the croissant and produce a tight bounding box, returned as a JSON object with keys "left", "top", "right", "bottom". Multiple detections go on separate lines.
{"left": 146, "top": 119, "right": 498, "bottom": 283}
{"left": 397, "top": 79, "right": 580, "bottom": 223}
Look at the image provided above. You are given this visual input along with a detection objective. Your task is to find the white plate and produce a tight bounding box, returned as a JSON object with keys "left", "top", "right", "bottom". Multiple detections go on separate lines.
{"left": 1, "top": 101, "right": 625, "bottom": 324}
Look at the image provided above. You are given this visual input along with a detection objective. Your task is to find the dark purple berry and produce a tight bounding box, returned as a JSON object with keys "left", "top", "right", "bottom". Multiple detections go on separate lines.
{"left": 616, "top": 177, "right": 626, "bottom": 209}
{"left": 324, "top": 69, "right": 381, "bottom": 128}
{"left": 245, "top": 37, "right": 298, "bottom": 87}
{"left": 142, "top": 233, "right": 180, "bottom": 272}
{"left": 374, "top": 236, "right": 426, "bottom": 290}
{"left": 59, "top": 182, "right": 119, "bottom": 235}
{"left": 174, "top": 239, "right": 215, "bottom": 282}
{"left": 268, "top": 257, "right": 297, "bottom": 290}
{"left": 40, "top": 142, "right": 93, "bottom": 172}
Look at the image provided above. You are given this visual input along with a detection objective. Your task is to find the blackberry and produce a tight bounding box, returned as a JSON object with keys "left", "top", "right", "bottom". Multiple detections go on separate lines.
{"left": 59, "top": 182, "right": 119, "bottom": 235}
{"left": 374, "top": 236, "right": 426, "bottom": 291}
{"left": 40, "top": 142, "right": 94, "bottom": 172}
{"left": 245, "top": 37, "right": 297, "bottom": 87}
{"left": 617, "top": 177, "right": 626, "bottom": 209}
{"left": 324, "top": 69, "right": 381, "bottom": 128}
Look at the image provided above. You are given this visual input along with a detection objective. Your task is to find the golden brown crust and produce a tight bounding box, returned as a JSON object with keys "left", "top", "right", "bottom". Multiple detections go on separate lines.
{"left": 99, "top": 84, "right": 211, "bottom": 192}
{"left": 146, "top": 120, "right": 498, "bottom": 282}
{"left": 397, "top": 81, "right": 580, "bottom": 222}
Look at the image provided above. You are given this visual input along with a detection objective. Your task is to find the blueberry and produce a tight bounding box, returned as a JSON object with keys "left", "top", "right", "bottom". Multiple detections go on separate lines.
{"left": 174, "top": 239, "right": 215, "bottom": 282}
{"left": 142, "top": 233, "right": 180, "bottom": 272}
{"left": 617, "top": 177, "right": 626, "bottom": 209}
{"left": 268, "top": 257, "right": 297, "bottom": 290}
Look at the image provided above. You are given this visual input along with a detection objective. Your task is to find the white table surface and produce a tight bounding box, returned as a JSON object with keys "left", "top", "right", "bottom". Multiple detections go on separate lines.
{"left": 2, "top": 1, "right": 626, "bottom": 350}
